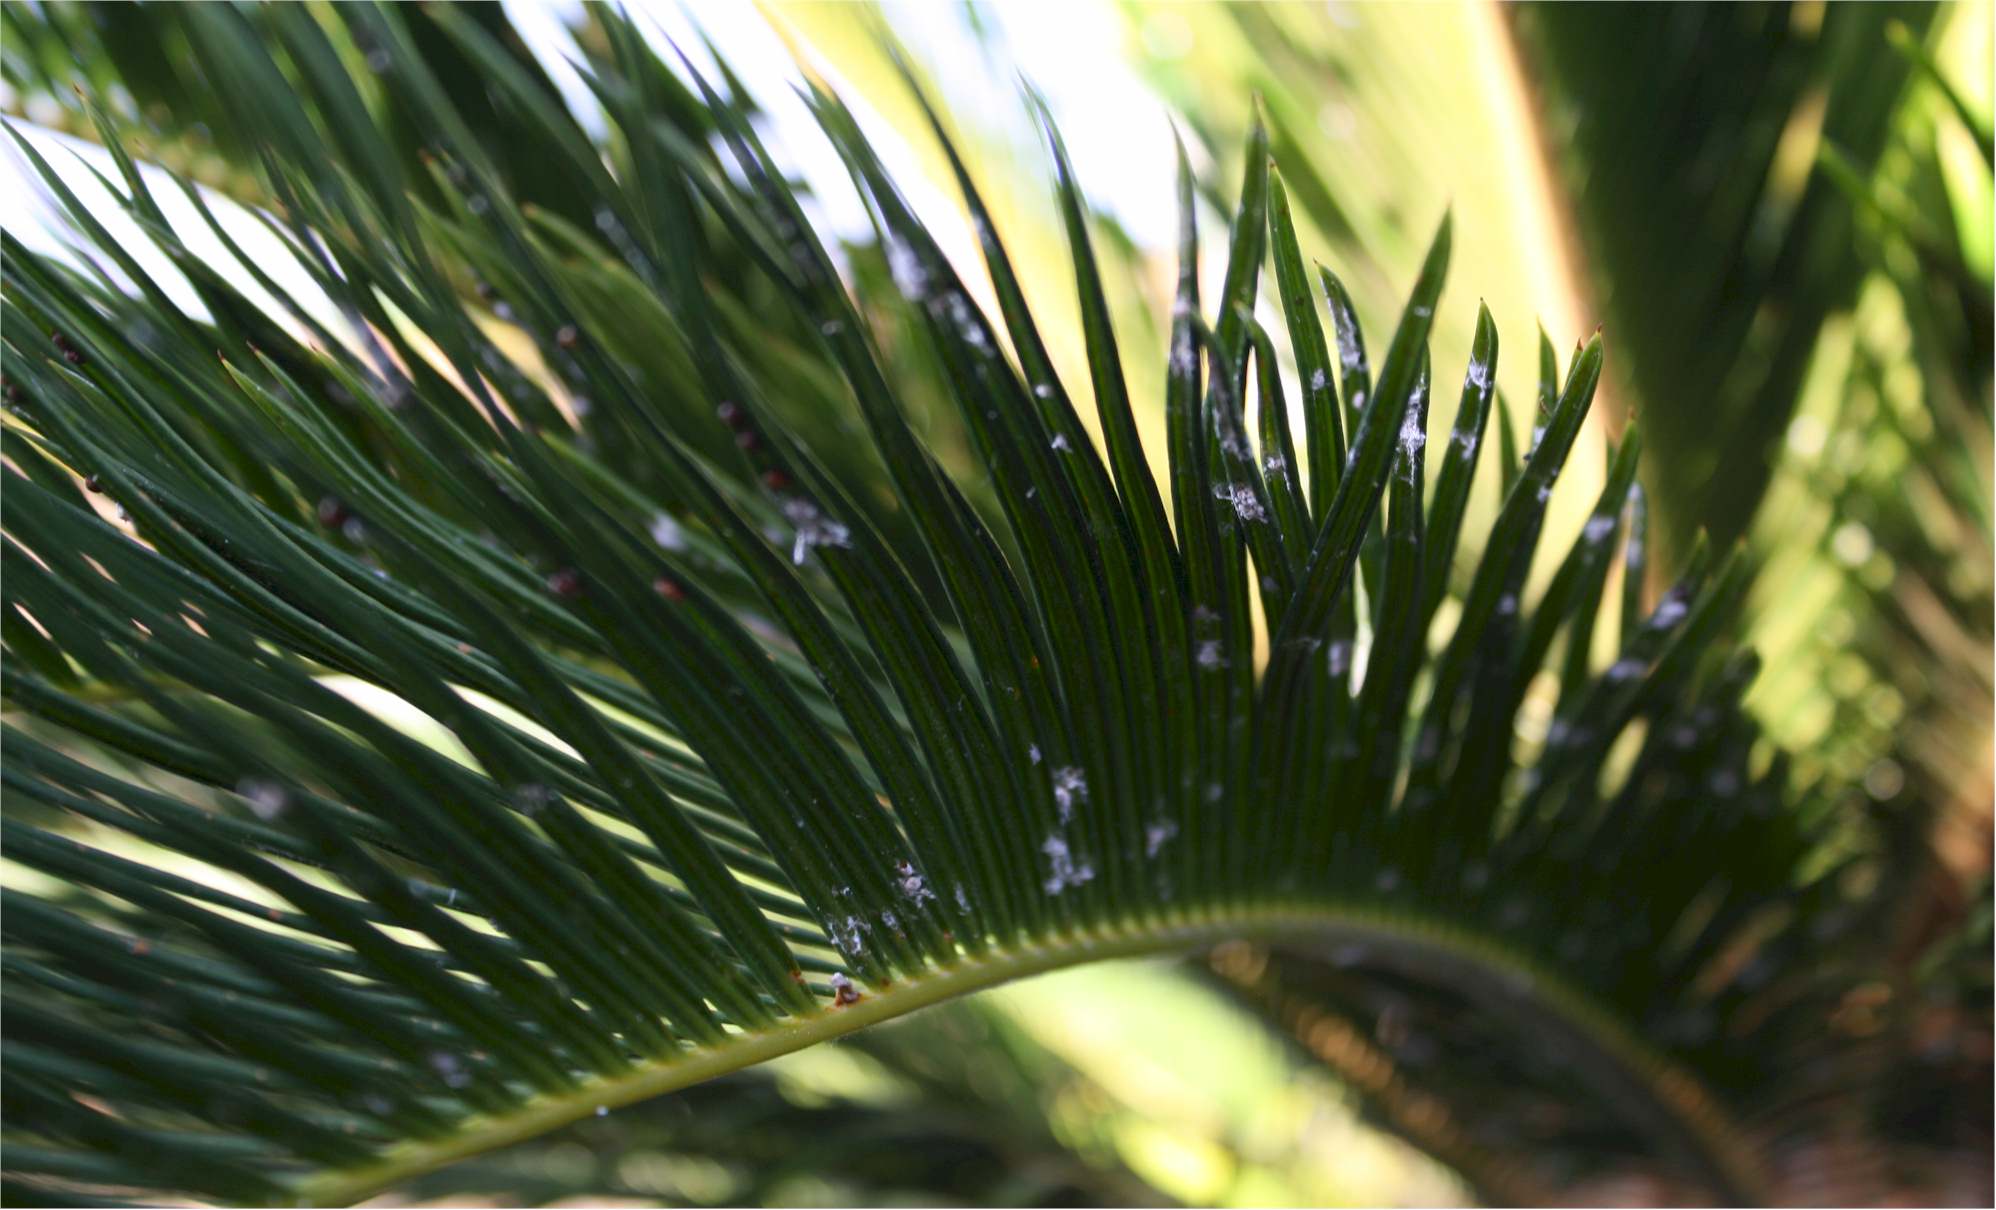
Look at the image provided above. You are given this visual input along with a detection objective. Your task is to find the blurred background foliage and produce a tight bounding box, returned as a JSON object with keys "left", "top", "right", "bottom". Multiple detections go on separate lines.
{"left": 2, "top": 0, "right": 1989, "bottom": 1204}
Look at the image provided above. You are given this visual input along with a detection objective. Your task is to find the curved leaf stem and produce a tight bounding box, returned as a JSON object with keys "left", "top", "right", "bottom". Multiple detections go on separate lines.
{"left": 292, "top": 903, "right": 1766, "bottom": 1207}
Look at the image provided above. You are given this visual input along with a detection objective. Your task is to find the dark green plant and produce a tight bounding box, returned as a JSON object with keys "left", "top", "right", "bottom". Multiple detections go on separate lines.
{"left": 1514, "top": 1, "right": 1940, "bottom": 554}
{"left": 0, "top": 4, "right": 1898, "bottom": 1206}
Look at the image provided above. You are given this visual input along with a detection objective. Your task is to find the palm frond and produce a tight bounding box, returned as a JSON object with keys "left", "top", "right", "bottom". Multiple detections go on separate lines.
{"left": 0, "top": 4, "right": 1892, "bottom": 1205}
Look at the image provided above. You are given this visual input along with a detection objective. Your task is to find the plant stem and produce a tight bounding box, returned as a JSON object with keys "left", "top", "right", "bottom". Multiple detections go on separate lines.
{"left": 291, "top": 902, "right": 1767, "bottom": 1207}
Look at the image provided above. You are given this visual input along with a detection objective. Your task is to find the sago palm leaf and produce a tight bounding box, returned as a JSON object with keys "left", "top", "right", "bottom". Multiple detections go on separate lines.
{"left": 1, "top": 4, "right": 1883, "bottom": 1205}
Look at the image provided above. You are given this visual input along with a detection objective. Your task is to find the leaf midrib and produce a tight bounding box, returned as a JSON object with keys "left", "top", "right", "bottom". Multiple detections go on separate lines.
{"left": 289, "top": 903, "right": 1765, "bottom": 1207}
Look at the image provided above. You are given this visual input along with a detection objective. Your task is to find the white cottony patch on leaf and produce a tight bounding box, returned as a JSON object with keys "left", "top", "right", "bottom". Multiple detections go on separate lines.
{"left": 236, "top": 778, "right": 288, "bottom": 821}
{"left": 1608, "top": 658, "right": 1646, "bottom": 681}
{"left": 781, "top": 498, "right": 851, "bottom": 565}
{"left": 1144, "top": 820, "right": 1179, "bottom": 858}
{"left": 1583, "top": 515, "right": 1616, "bottom": 543}
{"left": 1653, "top": 595, "right": 1688, "bottom": 627}
{"left": 1051, "top": 766, "right": 1087, "bottom": 821}
{"left": 828, "top": 972, "right": 860, "bottom": 1005}
{"left": 895, "top": 861, "right": 937, "bottom": 906}
{"left": 649, "top": 513, "right": 687, "bottom": 551}
{"left": 1034, "top": 382, "right": 1054, "bottom": 399}
{"left": 427, "top": 1052, "right": 471, "bottom": 1089}
{"left": 1335, "top": 323, "right": 1361, "bottom": 369}
{"left": 1213, "top": 482, "right": 1266, "bottom": 522}
{"left": 1027, "top": 743, "right": 1043, "bottom": 765}
{"left": 887, "top": 240, "right": 929, "bottom": 299}
{"left": 1326, "top": 640, "right": 1351, "bottom": 678}
{"left": 1397, "top": 409, "right": 1427, "bottom": 482}
{"left": 513, "top": 783, "right": 557, "bottom": 816}
{"left": 1170, "top": 328, "right": 1196, "bottom": 375}
{"left": 954, "top": 883, "right": 972, "bottom": 913}
{"left": 1310, "top": 367, "right": 1328, "bottom": 391}
{"left": 831, "top": 916, "right": 868, "bottom": 955}
{"left": 1467, "top": 358, "right": 1492, "bottom": 389}
{"left": 1041, "top": 834, "right": 1095, "bottom": 894}
{"left": 1050, "top": 433, "right": 1072, "bottom": 452}
{"left": 1195, "top": 639, "right": 1226, "bottom": 671}
{"left": 941, "top": 293, "right": 991, "bottom": 351}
